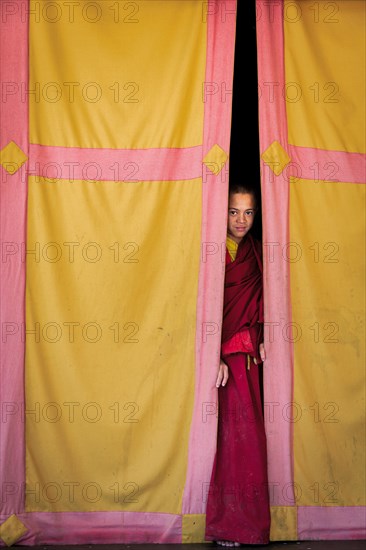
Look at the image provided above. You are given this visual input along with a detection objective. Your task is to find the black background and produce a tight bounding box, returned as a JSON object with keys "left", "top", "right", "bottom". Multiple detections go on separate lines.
{"left": 230, "top": 1, "right": 262, "bottom": 240}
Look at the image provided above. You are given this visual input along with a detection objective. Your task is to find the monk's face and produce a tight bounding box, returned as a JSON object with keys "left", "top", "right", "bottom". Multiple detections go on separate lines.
{"left": 227, "top": 192, "right": 256, "bottom": 244}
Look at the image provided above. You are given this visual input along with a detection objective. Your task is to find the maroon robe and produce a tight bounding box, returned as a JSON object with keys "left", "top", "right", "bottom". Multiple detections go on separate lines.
{"left": 205, "top": 234, "right": 271, "bottom": 545}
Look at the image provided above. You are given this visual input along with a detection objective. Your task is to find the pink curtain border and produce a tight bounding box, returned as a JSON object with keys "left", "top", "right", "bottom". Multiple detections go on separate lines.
{"left": 182, "top": 0, "right": 237, "bottom": 515}
{"left": 256, "top": 0, "right": 295, "bottom": 507}
{"left": 297, "top": 506, "right": 366, "bottom": 540}
{"left": 0, "top": 512, "right": 181, "bottom": 546}
{"left": 0, "top": 0, "right": 28, "bottom": 515}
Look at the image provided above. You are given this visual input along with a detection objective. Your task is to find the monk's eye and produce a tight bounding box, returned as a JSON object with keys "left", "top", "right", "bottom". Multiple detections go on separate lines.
{"left": 229, "top": 210, "right": 237, "bottom": 215}
{"left": 246, "top": 210, "right": 254, "bottom": 216}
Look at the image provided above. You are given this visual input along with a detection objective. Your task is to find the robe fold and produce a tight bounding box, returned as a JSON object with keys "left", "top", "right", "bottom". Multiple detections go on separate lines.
{"left": 222, "top": 234, "right": 264, "bottom": 366}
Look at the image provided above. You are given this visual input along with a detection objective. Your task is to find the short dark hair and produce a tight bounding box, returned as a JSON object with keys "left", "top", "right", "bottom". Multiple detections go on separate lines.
{"left": 229, "top": 184, "right": 257, "bottom": 207}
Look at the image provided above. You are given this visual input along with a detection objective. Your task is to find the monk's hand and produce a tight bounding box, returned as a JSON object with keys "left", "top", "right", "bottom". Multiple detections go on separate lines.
{"left": 259, "top": 342, "right": 266, "bottom": 362}
{"left": 216, "top": 359, "right": 229, "bottom": 388}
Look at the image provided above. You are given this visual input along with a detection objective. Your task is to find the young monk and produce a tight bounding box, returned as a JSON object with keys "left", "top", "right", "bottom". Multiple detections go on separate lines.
{"left": 205, "top": 184, "right": 270, "bottom": 546}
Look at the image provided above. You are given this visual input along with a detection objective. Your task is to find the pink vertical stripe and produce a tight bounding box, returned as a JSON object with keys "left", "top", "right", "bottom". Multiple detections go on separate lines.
{"left": 297, "top": 506, "right": 366, "bottom": 540}
{"left": 0, "top": 0, "right": 28, "bottom": 514}
{"left": 256, "top": 0, "right": 295, "bottom": 506}
{"left": 182, "top": 0, "right": 237, "bottom": 514}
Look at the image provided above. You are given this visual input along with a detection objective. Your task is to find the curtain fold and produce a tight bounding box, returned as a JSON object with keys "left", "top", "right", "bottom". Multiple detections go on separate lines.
{"left": 257, "top": 0, "right": 365, "bottom": 541}
{"left": 0, "top": 1, "right": 237, "bottom": 544}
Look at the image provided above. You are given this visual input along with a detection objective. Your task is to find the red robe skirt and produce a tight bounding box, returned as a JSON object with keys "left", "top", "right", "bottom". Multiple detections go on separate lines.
{"left": 205, "top": 235, "right": 271, "bottom": 545}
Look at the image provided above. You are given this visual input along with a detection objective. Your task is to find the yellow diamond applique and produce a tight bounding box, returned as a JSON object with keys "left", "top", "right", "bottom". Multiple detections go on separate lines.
{"left": 0, "top": 141, "right": 28, "bottom": 174}
{"left": 0, "top": 514, "right": 28, "bottom": 546}
{"left": 261, "top": 140, "right": 291, "bottom": 176}
{"left": 203, "top": 144, "right": 229, "bottom": 175}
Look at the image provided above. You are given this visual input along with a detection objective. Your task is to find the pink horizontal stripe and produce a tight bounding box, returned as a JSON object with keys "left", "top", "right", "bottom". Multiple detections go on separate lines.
{"left": 297, "top": 506, "right": 366, "bottom": 540}
{"left": 29, "top": 143, "right": 203, "bottom": 182}
{"left": 0, "top": 512, "right": 182, "bottom": 545}
{"left": 288, "top": 145, "right": 366, "bottom": 184}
